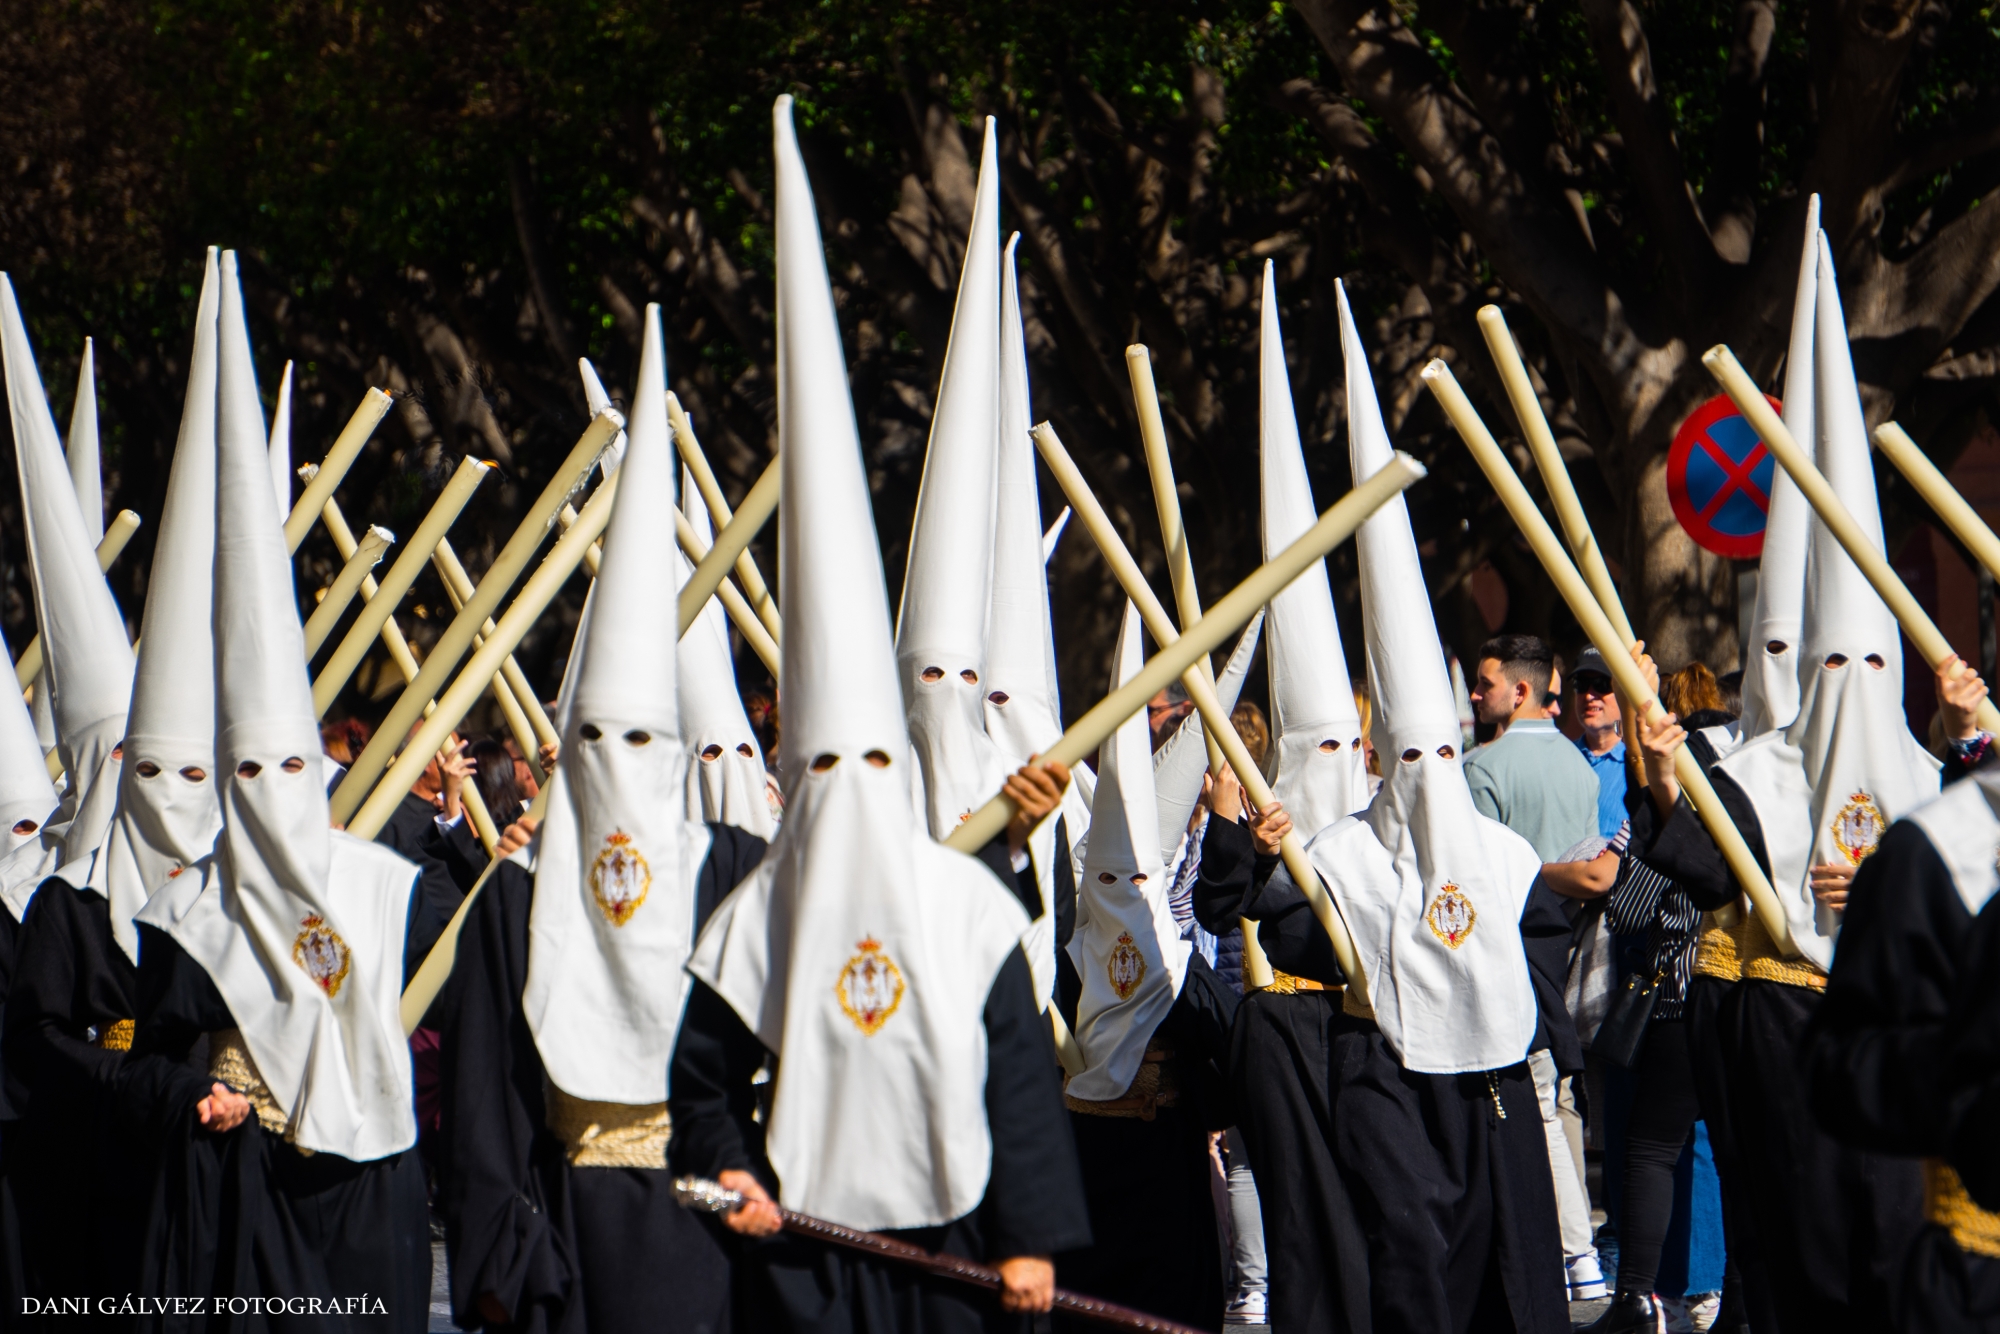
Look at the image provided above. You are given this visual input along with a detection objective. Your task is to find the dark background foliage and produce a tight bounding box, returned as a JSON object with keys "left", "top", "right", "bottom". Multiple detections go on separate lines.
{"left": 3, "top": 0, "right": 1997, "bottom": 726}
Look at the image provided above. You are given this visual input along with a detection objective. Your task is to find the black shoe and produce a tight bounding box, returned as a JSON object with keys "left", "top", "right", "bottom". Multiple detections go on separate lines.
{"left": 1581, "top": 1292, "right": 1661, "bottom": 1334}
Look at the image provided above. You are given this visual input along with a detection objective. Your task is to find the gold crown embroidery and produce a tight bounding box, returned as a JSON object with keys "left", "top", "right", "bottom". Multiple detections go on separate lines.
{"left": 836, "top": 937, "right": 906, "bottom": 1036}
{"left": 1426, "top": 884, "right": 1476, "bottom": 949}
{"left": 1831, "top": 792, "right": 1886, "bottom": 865}
{"left": 1108, "top": 931, "right": 1147, "bottom": 1000}
{"left": 590, "top": 831, "right": 652, "bottom": 927}
{"left": 292, "top": 914, "right": 351, "bottom": 998}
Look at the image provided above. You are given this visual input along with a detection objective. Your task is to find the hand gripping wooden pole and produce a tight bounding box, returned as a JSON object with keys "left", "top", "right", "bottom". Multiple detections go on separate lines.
{"left": 667, "top": 393, "right": 782, "bottom": 643}
{"left": 398, "top": 461, "right": 781, "bottom": 1031}
{"left": 330, "top": 417, "right": 620, "bottom": 826}
{"left": 1476, "top": 308, "right": 1635, "bottom": 642}
{"left": 15, "top": 509, "right": 142, "bottom": 690}
{"left": 1874, "top": 421, "right": 2000, "bottom": 584}
{"left": 301, "top": 525, "right": 395, "bottom": 657}
{"left": 1704, "top": 346, "right": 2000, "bottom": 734}
{"left": 673, "top": 506, "right": 783, "bottom": 680}
{"left": 312, "top": 457, "right": 493, "bottom": 717}
{"left": 284, "top": 389, "right": 394, "bottom": 554}
{"left": 1125, "top": 346, "right": 1274, "bottom": 988}
{"left": 1423, "top": 359, "right": 1800, "bottom": 956}
{"left": 1036, "top": 421, "right": 1362, "bottom": 991}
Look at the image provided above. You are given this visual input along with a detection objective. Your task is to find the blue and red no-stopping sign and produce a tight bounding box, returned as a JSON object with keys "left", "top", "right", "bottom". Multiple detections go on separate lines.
{"left": 1667, "top": 392, "right": 1782, "bottom": 560}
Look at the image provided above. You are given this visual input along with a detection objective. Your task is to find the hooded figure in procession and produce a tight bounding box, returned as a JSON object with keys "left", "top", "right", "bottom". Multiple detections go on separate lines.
{"left": 4, "top": 249, "right": 222, "bottom": 1313}
{"left": 1197, "top": 279, "right": 1568, "bottom": 1334}
{"left": 436, "top": 302, "right": 767, "bottom": 1334}
{"left": 667, "top": 94, "right": 1088, "bottom": 1334}
{"left": 1627, "top": 230, "right": 1935, "bottom": 1333}
{"left": 119, "top": 252, "right": 432, "bottom": 1330}
{"left": 1056, "top": 603, "right": 1238, "bottom": 1329}
{"left": 677, "top": 463, "right": 780, "bottom": 840}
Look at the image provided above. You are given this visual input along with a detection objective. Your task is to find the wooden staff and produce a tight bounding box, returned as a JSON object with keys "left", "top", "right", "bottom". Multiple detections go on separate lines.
{"left": 329, "top": 418, "right": 619, "bottom": 826}
{"left": 1477, "top": 310, "right": 1632, "bottom": 641}
{"left": 284, "top": 389, "right": 394, "bottom": 554}
{"left": 1037, "top": 421, "right": 1359, "bottom": 990}
{"left": 678, "top": 458, "right": 781, "bottom": 640}
{"left": 313, "top": 456, "right": 492, "bottom": 717}
{"left": 1703, "top": 346, "right": 2000, "bottom": 734}
{"left": 1042, "top": 506, "right": 1071, "bottom": 562}
{"left": 14, "top": 509, "right": 142, "bottom": 690}
{"left": 1424, "top": 360, "right": 1800, "bottom": 956}
{"left": 672, "top": 1176, "right": 1204, "bottom": 1334}
{"left": 432, "top": 538, "right": 561, "bottom": 748}
{"left": 351, "top": 471, "right": 620, "bottom": 843}
{"left": 433, "top": 548, "right": 550, "bottom": 783}
{"left": 1125, "top": 345, "right": 1274, "bottom": 988}
{"left": 1874, "top": 421, "right": 2000, "bottom": 583}
{"left": 666, "top": 393, "right": 782, "bottom": 642}
{"left": 311, "top": 484, "right": 425, "bottom": 684}
{"left": 301, "top": 525, "right": 394, "bottom": 656}
{"left": 1476, "top": 306, "right": 1650, "bottom": 787}
{"left": 673, "top": 506, "right": 783, "bottom": 680}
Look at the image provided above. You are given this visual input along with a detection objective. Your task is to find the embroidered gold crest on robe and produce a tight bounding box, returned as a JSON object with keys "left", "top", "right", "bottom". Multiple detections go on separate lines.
{"left": 836, "top": 937, "right": 905, "bottom": 1035}
{"left": 1425, "top": 884, "right": 1476, "bottom": 949}
{"left": 292, "top": 914, "right": 351, "bottom": 997}
{"left": 589, "top": 831, "right": 652, "bottom": 927}
{"left": 1108, "top": 931, "right": 1147, "bottom": 999}
{"left": 1831, "top": 791, "right": 1886, "bottom": 864}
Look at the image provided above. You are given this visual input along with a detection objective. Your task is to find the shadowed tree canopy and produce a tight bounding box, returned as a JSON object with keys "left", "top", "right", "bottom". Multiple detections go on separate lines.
{"left": 2, "top": 0, "right": 1996, "bottom": 722}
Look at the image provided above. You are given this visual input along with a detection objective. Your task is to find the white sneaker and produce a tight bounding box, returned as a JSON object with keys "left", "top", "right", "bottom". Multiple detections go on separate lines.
{"left": 1567, "top": 1253, "right": 1609, "bottom": 1302}
{"left": 1223, "top": 1290, "right": 1269, "bottom": 1326}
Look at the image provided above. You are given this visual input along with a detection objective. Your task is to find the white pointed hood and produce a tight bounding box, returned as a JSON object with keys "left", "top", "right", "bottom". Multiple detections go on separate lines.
{"left": 1066, "top": 603, "right": 1189, "bottom": 1100}
{"left": 524, "top": 303, "right": 709, "bottom": 1103}
{"left": 1152, "top": 611, "right": 1264, "bottom": 868}
{"left": 676, "top": 469, "right": 776, "bottom": 839}
{"left": 267, "top": 360, "right": 294, "bottom": 518}
{"left": 896, "top": 118, "right": 1008, "bottom": 839}
{"left": 1301, "top": 281, "right": 1540, "bottom": 1074}
{"left": 0, "top": 617, "right": 58, "bottom": 858}
{"left": 91, "top": 248, "right": 224, "bottom": 963}
{"left": 1739, "top": 198, "right": 1821, "bottom": 739}
{"left": 68, "top": 339, "right": 102, "bottom": 543}
{"left": 578, "top": 356, "right": 629, "bottom": 476}
{"left": 687, "top": 98, "right": 1027, "bottom": 1233}
{"left": 982, "top": 232, "right": 1074, "bottom": 1004}
{"left": 1717, "top": 234, "right": 1939, "bottom": 971}
{"left": 984, "top": 232, "right": 1064, "bottom": 772}
{"left": 135, "top": 251, "right": 418, "bottom": 1161}
{"left": 0, "top": 274, "right": 134, "bottom": 891}
{"left": 1259, "top": 264, "right": 1367, "bottom": 836}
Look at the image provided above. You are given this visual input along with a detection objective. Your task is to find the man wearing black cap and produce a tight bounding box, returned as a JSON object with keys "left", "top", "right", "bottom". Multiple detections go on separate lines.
{"left": 1570, "top": 647, "right": 1630, "bottom": 839}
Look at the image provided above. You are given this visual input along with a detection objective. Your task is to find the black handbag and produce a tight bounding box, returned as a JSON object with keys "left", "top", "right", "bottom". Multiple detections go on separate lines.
{"left": 1593, "top": 968, "right": 1663, "bottom": 1069}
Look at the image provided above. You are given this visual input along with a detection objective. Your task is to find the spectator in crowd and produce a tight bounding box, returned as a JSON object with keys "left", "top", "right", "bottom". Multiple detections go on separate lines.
{"left": 1571, "top": 647, "right": 1630, "bottom": 839}
{"left": 1465, "top": 633, "right": 1608, "bottom": 1304}
{"left": 1230, "top": 700, "right": 1270, "bottom": 779}
{"left": 1148, "top": 680, "right": 1194, "bottom": 752}
{"left": 468, "top": 735, "right": 527, "bottom": 819}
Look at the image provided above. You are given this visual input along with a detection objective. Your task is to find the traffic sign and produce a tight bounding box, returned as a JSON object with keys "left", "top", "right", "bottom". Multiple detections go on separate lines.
{"left": 1667, "top": 392, "right": 1782, "bottom": 559}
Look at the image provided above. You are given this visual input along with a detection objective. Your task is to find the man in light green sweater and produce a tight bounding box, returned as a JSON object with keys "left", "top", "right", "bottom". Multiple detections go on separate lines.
{"left": 1464, "top": 633, "right": 1602, "bottom": 861}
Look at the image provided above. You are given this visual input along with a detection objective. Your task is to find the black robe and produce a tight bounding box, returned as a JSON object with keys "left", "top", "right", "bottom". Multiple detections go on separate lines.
{"left": 2, "top": 876, "right": 149, "bottom": 1310}
{"left": 669, "top": 941, "right": 1092, "bottom": 1334}
{"left": 1633, "top": 766, "right": 1925, "bottom": 1333}
{"left": 436, "top": 822, "right": 768, "bottom": 1334}
{"left": 377, "top": 792, "right": 472, "bottom": 961}
{"left": 1803, "top": 817, "right": 2000, "bottom": 1332}
{"left": 1055, "top": 952, "right": 1236, "bottom": 1333}
{"left": 117, "top": 916, "right": 432, "bottom": 1332}
{"left": 1194, "top": 817, "right": 1568, "bottom": 1334}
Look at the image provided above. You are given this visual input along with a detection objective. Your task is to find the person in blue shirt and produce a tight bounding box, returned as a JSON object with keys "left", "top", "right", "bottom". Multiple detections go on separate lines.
{"left": 1570, "top": 646, "right": 1630, "bottom": 838}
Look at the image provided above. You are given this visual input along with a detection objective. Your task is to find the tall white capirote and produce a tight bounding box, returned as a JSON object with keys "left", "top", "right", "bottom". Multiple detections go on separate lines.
{"left": 895, "top": 118, "right": 1008, "bottom": 839}
{"left": 135, "top": 251, "right": 419, "bottom": 1162}
{"left": 686, "top": 97, "right": 1029, "bottom": 1233}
